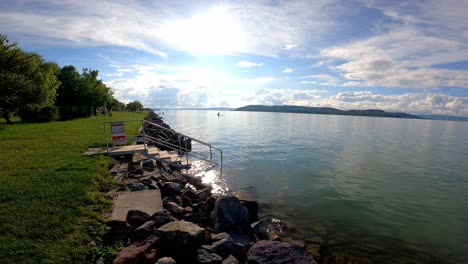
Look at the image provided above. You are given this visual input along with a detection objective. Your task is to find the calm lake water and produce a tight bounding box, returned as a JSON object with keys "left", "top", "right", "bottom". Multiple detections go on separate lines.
{"left": 162, "top": 110, "right": 468, "bottom": 264}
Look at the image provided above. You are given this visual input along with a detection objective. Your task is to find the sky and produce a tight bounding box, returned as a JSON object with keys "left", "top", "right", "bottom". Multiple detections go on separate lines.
{"left": 1, "top": 0, "right": 468, "bottom": 116}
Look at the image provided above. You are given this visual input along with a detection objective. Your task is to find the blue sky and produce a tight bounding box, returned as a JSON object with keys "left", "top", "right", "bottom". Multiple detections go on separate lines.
{"left": 1, "top": 0, "right": 467, "bottom": 116}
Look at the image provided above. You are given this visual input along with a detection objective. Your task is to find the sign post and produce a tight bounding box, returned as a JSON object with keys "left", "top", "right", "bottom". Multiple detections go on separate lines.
{"left": 111, "top": 122, "right": 127, "bottom": 146}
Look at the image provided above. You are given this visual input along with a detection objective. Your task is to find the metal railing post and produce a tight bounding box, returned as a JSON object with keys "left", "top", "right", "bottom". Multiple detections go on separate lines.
{"left": 104, "top": 122, "right": 109, "bottom": 154}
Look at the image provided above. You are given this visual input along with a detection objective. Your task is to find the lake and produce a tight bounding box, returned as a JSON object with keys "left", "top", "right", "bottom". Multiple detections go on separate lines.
{"left": 161, "top": 110, "right": 468, "bottom": 264}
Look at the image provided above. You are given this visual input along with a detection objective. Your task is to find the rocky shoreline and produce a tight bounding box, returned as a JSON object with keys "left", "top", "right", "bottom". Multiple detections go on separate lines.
{"left": 100, "top": 111, "right": 320, "bottom": 264}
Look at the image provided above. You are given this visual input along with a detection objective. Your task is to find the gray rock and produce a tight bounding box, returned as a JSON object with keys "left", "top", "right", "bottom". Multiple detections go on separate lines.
{"left": 197, "top": 187, "right": 212, "bottom": 201}
{"left": 197, "top": 249, "right": 223, "bottom": 264}
{"left": 165, "top": 201, "right": 185, "bottom": 215}
{"left": 247, "top": 240, "right": 317, "bottom": 264}
{"left": 131, "top": 220, "right": 156, "bottom": 242}
{"left": 126, "top": 209, "right": 150, "bottom": 229}
{"left": 155, "top": 257, "right": 177, "bottom": 264}
{"left": 131, "top": 182, "right": 146, "bottom": 191}
{"left": 157, "top": 220, "right": 205, "bottom": 245}
{"left": 150, "top": 209, "right": 175, "bottom": 228}
{"left": 163, "top": 182, "right": 181, "bottom": 195}
{"left": 222, "top": 255, "right": 239, "bottom": 264}
{"left": 211, "top": 196, "right": 250, "bottom": 232}
{"left": 203, "top": 232, "right": 253, "bottom": 261}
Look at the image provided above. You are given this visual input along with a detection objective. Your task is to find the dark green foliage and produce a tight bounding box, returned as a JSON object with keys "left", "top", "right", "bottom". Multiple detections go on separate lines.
{"left": 18, "top": 105, "right": 60, "bottom": 122}
{"left": 0, "top": 34, "right": 60, "bottom": 123}
{"left": 126, "top": 100, "right": 143, "bottom": 111}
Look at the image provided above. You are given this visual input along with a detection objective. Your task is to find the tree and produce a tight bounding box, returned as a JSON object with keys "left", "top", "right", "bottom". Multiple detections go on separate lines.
{"left": 126, "top": 101, "right": 143, "bottom": 111}
{"left": 55, "top": 66, "right": 114, "bottom": 119}
{"left": 107, "top": 98, "right": 126, "bottom": 111}
{"left": 0, "top": 35, "right": 60, "bottom": 123}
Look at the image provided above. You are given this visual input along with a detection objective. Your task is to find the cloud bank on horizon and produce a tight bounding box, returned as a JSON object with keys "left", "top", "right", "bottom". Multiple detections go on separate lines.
{"left": 1, "top": 0, "right": 467, "bottom": 116}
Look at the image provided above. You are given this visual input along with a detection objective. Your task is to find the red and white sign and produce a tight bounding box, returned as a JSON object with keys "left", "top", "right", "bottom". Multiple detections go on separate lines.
{"left": 111, "top": 122, "right": 126, "bottom": 145}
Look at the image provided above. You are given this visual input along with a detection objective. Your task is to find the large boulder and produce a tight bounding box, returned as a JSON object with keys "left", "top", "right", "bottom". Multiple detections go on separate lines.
{"left": 157, "top": 220, "right": 205, "bottom": 245}
{"left": 113, "top": 235, "right": 159, "bottom": 264}
{"left": 234, "top": 191, "right": 259, "bottom": 223}
{"left": 211, "top": 196, "right": 250, "bottom": 232}
{"left": 247, "top": 240, "right": 317, "bottom": 264}
{"left": 156, "top": 221, "right": 206, "bottom": 263}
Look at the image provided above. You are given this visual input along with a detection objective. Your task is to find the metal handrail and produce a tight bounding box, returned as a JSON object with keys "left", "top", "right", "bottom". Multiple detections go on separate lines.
{"left": 104, "top": 119, "right": 223, "bottom": 174}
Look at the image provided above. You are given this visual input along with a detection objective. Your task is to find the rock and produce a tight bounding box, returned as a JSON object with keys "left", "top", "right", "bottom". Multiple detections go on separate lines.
{"left": 203, "top": 196, "right": 217, "bottom": 212}
{"left": 131, "top": 220, "right": 157, "bottom": 242}
{"left": 196, "top": 249, "right": 223, "bottom": 264}
{"left": 234, "top": 191, "right": 259, "bottom": 223}
{"left": 183, "top": 206, "right": 193, "bottom": 214}
{"left": 157, "top": 221, "right": 205, "bottom": 263}
{"left": 165, "top": 201, "right": 185, "bottom": 215}
{"left": 182, "top": 196, "right": 193, "bottom": 207}
{"left": 181, "top": 174, "right": 208, "bottom": 190}
{"left": 148, "top": 180, "right": 159, "bottom": 190}
{"left": 183, "top": 212, "right": 201, "bottom": 224}
{"left": 126, "top": 210, "right": 151, "bottom": 229}
{"left": 211, "top": 196, "right": 250, "bottom": 232}
{"left": 197, "top": 188, "right": 212, "bottom": 201}
{"left": 251, "top": 217, "right": 288, "bottom": 240}
{"left": 157, "top": 220, "right": 205, "bottom": 246}
{"left": 203, "top": 232, "right": 253, "bottom": 261}
{"left": 182, "top": 188, "right": 200, "bottom": 202}
{"left": 107, "top": 220, "right": 133, "bottom": 237}
{"left": 131, "top": 182, "right": 146, "bottom": 191}
{"left": 162, "top": 182, "right": 181, "bottom": 196}
{"left": 167, "top": 172, "right": 188, "bottom": 185}
{"left": 150, "top": 210, "right": 175, "bottom": 228}
{"left": 247, "top": 240, "right": 317, "bottom": 264}
{"left": 113, "top": 235, "right": 159, "bottom": 264}
{"left": 155, "top": 257, "right": 177, "bottom": 264}
{"left": 222, "top": 255, "right": 240, "bottom": 264}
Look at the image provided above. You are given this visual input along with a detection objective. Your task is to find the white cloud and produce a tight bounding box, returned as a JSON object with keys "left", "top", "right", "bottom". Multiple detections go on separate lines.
{"left": 282, "top": 68, "right": 294, "bottom": 73}
{"left": 235, "top": 61, "right": 263, "bottom": 68}
{"left": 320, "top": 0, "right": 468, "bottom": 89}
{"left": 301, "top": 74, "right": 340, "bottom": 85}
{"left": 0, "top": 0, "right": 336, "bottom": 57}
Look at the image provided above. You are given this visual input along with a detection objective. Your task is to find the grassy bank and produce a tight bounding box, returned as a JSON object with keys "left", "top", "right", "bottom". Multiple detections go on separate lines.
{"left": 0, "top": 112, "right": 147, "bottom": 263}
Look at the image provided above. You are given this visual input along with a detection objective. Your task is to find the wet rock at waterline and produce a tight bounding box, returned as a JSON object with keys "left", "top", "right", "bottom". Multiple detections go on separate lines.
{"left": 247, "top": 240, "right": 317, "bottom": 264}
{"left": 211, "top": 196, "right": 250, "bottom": 233}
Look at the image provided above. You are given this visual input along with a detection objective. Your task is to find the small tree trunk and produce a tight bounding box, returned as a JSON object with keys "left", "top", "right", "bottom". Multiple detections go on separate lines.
{"left": 2, "top": 110, "right": 11, "bottom": 124}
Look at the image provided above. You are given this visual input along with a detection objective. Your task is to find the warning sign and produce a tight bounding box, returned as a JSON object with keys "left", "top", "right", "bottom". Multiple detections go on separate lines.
{"left": 111, "top": 122, "right": 126, "bottom": 145}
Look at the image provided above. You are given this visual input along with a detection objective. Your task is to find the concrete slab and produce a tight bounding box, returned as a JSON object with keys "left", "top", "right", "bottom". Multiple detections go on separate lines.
{"left": 110, "top": 189, "right": 163, "bottom": 222}
{"left": 83, "top": 148, "right": 104, "bottom": 155}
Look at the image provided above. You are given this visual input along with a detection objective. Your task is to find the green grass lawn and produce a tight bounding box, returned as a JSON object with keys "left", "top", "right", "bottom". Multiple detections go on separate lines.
{"left": 0, "top": 111, "right": 147, "bottom": 263}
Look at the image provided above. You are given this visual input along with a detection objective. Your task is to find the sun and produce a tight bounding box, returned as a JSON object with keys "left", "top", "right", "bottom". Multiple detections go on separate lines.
{"left": 162, "top": 6, "right": 247, "bottom": 55}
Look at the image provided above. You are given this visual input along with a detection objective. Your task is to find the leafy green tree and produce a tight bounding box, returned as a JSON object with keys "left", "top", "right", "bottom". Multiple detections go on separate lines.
{"left": 107, "top": 98, "right": 126, "bottom": 111}
{"left": 55, "top": 66, "right": 114, "bottom": 119}
{"left": 126, "top": 101, "right": 143, "bottom": 111}
{"left": 0, "top": 35, "right": 60, "bottom": 123}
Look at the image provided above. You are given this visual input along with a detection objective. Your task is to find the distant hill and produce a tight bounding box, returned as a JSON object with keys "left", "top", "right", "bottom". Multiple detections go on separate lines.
{"left": 235, "top": 105, "right": 423, "bottom": 119}
{"left": 419, "top": 115, "right": 468, "bottom": 122}
{"left": 153, "top": 107, "right": 234, "bottom": 111}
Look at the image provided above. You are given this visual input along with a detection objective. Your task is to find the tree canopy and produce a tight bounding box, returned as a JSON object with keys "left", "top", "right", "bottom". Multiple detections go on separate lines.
{"left": 0, "top": 34, "right": 128, "bottom": 123}
{"left": 126, "top": 101, "right": 143, "bottom": 111}
{"left": 0, "top": 35, "right": 60, "bottom": 123}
